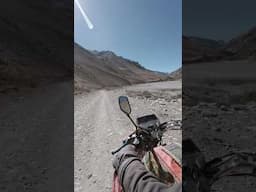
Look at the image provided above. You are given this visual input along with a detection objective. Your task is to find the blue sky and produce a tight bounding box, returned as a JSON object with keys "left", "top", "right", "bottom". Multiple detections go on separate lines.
{"left": 183, "top": 0, "right": 256, "bottom": 41}
{"left": 75, "top": 0, "right": 181, "bottom": 73}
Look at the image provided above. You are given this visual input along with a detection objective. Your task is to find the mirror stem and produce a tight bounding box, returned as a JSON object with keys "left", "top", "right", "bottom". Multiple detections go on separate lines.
{"left": 127, "top": 114, "right": 137, "bottom": 130}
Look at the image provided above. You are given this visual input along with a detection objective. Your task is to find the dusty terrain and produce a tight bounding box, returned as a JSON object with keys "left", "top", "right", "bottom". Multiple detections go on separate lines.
{"left": 183, "top": 60, "right": 256, "bottom": 191}
{"left": 74, "top": 80, "right": 181, "bottom": 192}
{"left": 0, "top": 81, "right": 73, "bottom": 192}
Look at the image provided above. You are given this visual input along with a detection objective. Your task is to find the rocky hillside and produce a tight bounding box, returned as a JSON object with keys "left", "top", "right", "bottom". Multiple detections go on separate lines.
{"left": 75, "top": 43, "right": 170, "bottom": 93}
{"left": 0, "top": 0, "right": 73, "bottom": 92}
{"left": 183, "top": 26, "right": 256, "bottom": 64}
{"left": 182, "top": 36, "right": 224, "bottom": 63}
{"left": 224, "top": 26, "right": 256, "bottom": 60}
{"left": 169, "top": 68, "right": 182, "bottom": 80}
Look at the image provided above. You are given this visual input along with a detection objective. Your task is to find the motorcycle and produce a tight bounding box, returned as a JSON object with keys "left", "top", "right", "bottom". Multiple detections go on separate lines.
{"left": 112, "top": 96, "right": 256, "bottom": 192}
{"left": 111, "top": 96, "right": 181, "bottom": 192}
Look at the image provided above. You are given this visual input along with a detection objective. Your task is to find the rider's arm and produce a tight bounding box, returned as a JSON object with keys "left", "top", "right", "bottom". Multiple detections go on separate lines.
{"left": 113, "top": 145, "right": 181, "bottom": 192}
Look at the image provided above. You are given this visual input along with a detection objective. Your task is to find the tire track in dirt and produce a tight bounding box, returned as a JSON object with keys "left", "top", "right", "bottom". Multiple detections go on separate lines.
{"left": 75, "top": 90, "right": 130, "bottom": 192}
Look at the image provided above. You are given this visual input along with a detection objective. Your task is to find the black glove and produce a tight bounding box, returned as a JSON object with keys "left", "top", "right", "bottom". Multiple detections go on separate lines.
{"left": 112, "top": 144, "right": 139, "bottom": 171}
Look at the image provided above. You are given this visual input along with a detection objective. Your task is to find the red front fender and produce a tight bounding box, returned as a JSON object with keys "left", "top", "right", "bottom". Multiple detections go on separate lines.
{"left": 153, "top": 146, "right": 182, "bottom": 183}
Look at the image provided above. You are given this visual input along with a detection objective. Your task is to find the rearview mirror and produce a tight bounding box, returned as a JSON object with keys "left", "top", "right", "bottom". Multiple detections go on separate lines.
{"left": 118, "top": 96, "right": 131, "bottom": 115}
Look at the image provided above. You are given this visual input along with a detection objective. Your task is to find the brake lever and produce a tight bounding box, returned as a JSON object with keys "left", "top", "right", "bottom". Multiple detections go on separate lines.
{"left": 111, "top": 142, "right": 129, "bottom": 155}
{"left": 111, "top": 135, "right": 139, "bottom": 155}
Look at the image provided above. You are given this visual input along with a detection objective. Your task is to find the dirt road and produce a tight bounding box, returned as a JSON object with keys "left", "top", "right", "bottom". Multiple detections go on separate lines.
{"left": 75, "top": 81, "right": 181, "bottom": 192}
{"left": 0, "top": 81, "right": 73, "bottom": 192}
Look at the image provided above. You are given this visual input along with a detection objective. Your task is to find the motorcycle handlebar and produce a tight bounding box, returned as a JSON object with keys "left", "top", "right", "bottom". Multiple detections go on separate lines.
{"left": 111, "top": 121, "right": 173, "bottom": 156}
{"left": 111, "top": 135, "right": 139, "bottom": 155}
{"left": 111, "top": 142, "right": 128, "bottom": 155}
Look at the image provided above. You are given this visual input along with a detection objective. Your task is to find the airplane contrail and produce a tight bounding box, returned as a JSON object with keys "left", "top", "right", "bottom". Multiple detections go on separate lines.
{"left": 75, "top": 0, "right": 94, "bottom": 30}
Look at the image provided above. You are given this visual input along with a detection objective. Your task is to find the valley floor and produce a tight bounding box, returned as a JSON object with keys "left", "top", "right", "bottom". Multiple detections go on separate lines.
{"left": 74, "top": 80, "right": 182, "bottom": 192}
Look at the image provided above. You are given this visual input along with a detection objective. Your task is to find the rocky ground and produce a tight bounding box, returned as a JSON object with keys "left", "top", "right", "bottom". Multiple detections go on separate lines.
{"left": 74, "top": 80, "right": 181, "bottom": 192}
{"left": 183, "top": 60, "right": 256, "bottom": 191}
{"left": 0, "top": 81, "right": 73, "bottom": 192}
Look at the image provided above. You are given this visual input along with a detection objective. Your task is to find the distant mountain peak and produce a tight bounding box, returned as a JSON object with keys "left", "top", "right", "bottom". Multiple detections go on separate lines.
{"left": 90, "top": 50, "right": 116, "bottom": 58}
{"left": 74, "top": 43, "right": 171, "bottom": 93}
{"left": 183, "top": 26, "right": 256, "bottom": 63}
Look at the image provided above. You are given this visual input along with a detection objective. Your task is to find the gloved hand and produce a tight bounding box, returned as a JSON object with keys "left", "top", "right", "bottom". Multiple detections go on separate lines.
{"left": 112, "top": 144, "right": 139, "bottom": 171}
{"left": 113, "top": 144, "right": 181, "bottom": 192}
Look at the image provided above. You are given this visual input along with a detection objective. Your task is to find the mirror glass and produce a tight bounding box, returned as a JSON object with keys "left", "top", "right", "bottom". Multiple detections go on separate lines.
{"left": 119, "top": 96, "right": 131, "bottom": 115}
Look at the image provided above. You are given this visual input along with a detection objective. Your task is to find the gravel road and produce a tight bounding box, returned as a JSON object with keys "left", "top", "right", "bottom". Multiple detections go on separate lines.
{"left": 74, "top": 80, "right": 181, "bottom": 192}
{"left": 0, "top": 81, "right": 73, "bottom": 192}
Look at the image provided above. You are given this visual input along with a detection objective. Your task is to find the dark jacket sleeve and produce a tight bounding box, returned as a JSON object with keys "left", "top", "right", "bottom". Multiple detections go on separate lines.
{"left": 117, "top": 157, "right": 181, "bottom": 192}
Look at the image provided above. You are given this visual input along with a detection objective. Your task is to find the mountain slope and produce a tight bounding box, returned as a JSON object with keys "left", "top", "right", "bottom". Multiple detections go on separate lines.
{"left": 0, "top": 0, "right": 73, "bottom": 92}
{"left": 169, "top": 68, "right": 182, "bottom": 80}
{"left": 75, "top": 43, "right": 170, "bottom": 92}
{"left": 182, "top": 36, "right": 224, "bottom": 64}
{"left": 183, "top": 26, "right": 256, "bottom": 64}
{"left": 224, "top": 26, "right": 256, "bottom": 60}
